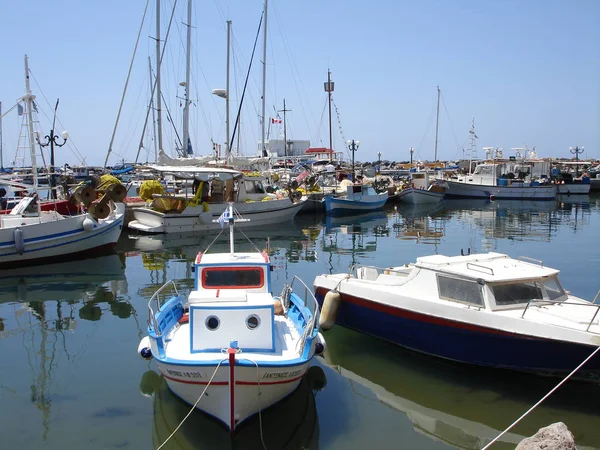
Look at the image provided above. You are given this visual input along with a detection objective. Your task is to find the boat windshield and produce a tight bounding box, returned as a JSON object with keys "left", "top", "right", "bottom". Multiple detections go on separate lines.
{"left": 492, "top": 281, "right": 542, "bottom": 306}
{"left": 202, "top": 267, "right": 264, "bottom": 289}
{"left": 541, "top": 276, "right": 566, "bottom": 301}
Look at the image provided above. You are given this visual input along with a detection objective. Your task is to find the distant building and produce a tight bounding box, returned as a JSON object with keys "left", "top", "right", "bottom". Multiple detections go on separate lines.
{"left": 257, "top": 139, "right": 310, "bottom": 158}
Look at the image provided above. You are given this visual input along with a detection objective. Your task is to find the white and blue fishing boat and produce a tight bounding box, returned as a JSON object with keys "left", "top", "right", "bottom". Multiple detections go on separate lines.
{"left": 323, "top": 184, "right": 388, "bottom": 216}
{"left": 138, "top": 205, "right": 324, "bottom": 431}
{"left": 314, "top": 252, "right": 600, "bottom": 379}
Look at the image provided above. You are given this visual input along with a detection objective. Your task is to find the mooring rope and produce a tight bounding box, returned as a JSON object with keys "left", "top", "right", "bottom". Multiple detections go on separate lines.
{"left": 155, "top": 358, "right": 227, "bottom": 450}
{"left": 236, "top": 355, "right": 267, "bottom": 450}
{"left": 481, "top": 344, "right": 600, "bottom": 449}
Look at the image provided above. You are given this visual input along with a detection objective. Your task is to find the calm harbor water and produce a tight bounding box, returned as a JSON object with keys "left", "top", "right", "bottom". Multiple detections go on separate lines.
{"left": 1, "top": 194, "right": 599, "bottom": 450}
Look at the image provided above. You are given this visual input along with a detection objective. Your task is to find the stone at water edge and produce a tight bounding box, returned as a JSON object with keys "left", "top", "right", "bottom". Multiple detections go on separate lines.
{"left": 515, "top": 422, "right": 577, "bottom": 450}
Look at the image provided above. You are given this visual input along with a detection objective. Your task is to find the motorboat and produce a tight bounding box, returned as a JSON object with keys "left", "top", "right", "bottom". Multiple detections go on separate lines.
{"left": 138, "top": 205, "right": 325, "bottom": 431}
{"left": 323, "top": 183, "right": 388, "bottom": 216}
{"left": 313, "top": 252, "right": 600, "bottom": 379}
{"left": 128, "top": 166, "right": 306, "bottom": 233}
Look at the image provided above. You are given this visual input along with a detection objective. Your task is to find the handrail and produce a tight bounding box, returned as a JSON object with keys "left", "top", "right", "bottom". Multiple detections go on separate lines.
{"left": 518, "top": 256, "right": 544, "bottom": 267}
{"left": 290, "top": 276, "right": 320, "bottom": 332}
{"left": 350, "top": 264, "right": 410, "bottom": 277}
{"left": 466, "top": 262, "right": 494, "bottom": 275}
{"left": 521, "top": 298, "right": 600, "bottom": 334}
{"left": 593, "top": 289, "right": 600, "bottom": 305}
{"left": 147, "top": 280, "right": 179, "bottom": 336}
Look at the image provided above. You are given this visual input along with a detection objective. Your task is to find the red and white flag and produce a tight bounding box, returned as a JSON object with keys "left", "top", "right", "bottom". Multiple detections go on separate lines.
{"left": 271, "top": 117, "right": 282, "bottom": 124}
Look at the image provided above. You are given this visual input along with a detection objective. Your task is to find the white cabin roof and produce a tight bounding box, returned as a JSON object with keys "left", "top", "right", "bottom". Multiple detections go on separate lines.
{"left": 195, "top": 251, "right": 269, "bottom": 265}
{"left": 414, "top": 252, "right": 559, "bottom": 282}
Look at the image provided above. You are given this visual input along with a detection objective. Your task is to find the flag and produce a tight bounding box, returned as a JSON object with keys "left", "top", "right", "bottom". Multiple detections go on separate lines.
{"left": 17, "top": 104, "right": 23, "bottom": 116}
{"left": 217, "top": 208, "right": 231, "bottom": 229}
{"left": 271, "top": 117, "right": 282, "bottom": 124}
{"left": 186, "top": 137, "right": 193, "bottom": 155}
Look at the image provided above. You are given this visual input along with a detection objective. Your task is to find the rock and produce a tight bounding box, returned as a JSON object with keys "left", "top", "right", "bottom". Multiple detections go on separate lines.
{"left": 516, "top": 422, "right": 577, "bottom": 449}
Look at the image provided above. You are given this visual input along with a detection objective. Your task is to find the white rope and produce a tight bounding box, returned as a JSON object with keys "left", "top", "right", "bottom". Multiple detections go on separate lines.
{"left": 481, "top": 345, "right": 600, "bottom": 450}
{"left": 155, "top": 358, "right": 227, "bottom": 450}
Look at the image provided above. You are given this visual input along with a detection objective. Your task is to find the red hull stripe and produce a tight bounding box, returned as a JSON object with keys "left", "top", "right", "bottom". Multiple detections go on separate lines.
{"left": 315, "top": 286, "right": 519, "bottom": 338}
{"left": 162, "top": 372, "right": 305, "bottom": 386}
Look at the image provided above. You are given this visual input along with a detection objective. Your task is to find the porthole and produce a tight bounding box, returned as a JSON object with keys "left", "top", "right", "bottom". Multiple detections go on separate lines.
{"left": 246, "top": 314, "right": 260, "bottom": 330}
{"left": 205, "top": 315, "right": 220, "bottom": 331}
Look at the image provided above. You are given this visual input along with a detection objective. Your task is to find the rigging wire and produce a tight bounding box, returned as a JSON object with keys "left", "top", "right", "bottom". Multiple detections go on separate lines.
{"left": 440, "top": 91, "right": 463, "bottom": 160}
{"left": 331, "top": 98, "right": 347, "bottom": 157}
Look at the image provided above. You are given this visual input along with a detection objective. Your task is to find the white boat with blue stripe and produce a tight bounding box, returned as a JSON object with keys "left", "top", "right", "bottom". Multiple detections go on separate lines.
{"left": 323, "top": 184, "right": 388, "bottom": 216}
{"left": 138, "top": 205, "right": 324, "bottom": 432}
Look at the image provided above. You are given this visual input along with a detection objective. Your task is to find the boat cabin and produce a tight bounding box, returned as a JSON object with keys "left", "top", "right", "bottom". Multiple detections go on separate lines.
{"left": 410, "top": 253, "right": 567, "bottom": 311}
{"left": 187, "top": 250, "right": 276, "bottom": 352}
{"left": 345, "top": 184, "right": 378, "bottom": 200}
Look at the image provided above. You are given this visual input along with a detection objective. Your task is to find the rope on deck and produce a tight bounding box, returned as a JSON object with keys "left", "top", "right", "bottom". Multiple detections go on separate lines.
{"left": 481, "top": 344, "right": 600, "bottom": 449}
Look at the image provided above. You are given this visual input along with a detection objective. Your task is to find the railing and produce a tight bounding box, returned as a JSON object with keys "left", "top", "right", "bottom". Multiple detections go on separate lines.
{"left": 351, "top": 264, "right": 410, "bottom": 278}
{"left": 147, "top": 280, "right": 180, "bottom": 336}
{"left": 466, "top": 262, "right": 494, "bottom": 275}
{"left": 521, "top": 298, "right": 600, "bottom": 333}
{"left": 518, "top": 256, "right": 544, "bottom": 267}
{"left": 289, "top": 276, "right": 320, "bottom": 332}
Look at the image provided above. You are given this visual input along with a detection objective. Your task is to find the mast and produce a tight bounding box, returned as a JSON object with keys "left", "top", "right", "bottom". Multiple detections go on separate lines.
{"left": 280, "top": 99, "right": 291, "bottom": 159}
{"left": 0, "top": 101, "right": 3, "bottom": 168}
{"left": 434, "top": 85, "right": 440, "bottom": 162}
{"left": 325, "top": 70, "right": 334, "bottom": 155}
{"left": 148, "top": 57, "right": 158, "bottom": 162}
{"left": 23, "top": 55, "right": 39, "bottom": 191}
{"left": 226, "top": 20, "right": 231, "bottom": 159}
{"left": 260, "top": 0, "right": 269, "bottom": 157}
{"left": 155, "top": 0, "right": 164, "bottom": 155}
{"left": 182, "top": 0, "right": 192, "bottom": 157}
{"left": 468, "top": 118, "right": 476, "bottom": 175}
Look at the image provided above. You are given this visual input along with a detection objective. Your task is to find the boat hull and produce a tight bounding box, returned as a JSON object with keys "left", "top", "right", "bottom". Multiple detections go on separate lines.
{"left": 0, "top": 204, "right": 124, "bottom": 269}
{"left": 314, "top": 286, "right": 600, "bottom": 378}
{"left": 444, "top": 180, "right": 556, "bottom": 200}
{"left": 395, "top": 188, "right": 444, "bottom": 204}
{"left": 323, "top": 193, "right": 388, "bottom": 216}
{"left": 556, "top": 183, "right": 591, "bottom": 195}
{"left": 157, "top": 360, "right": 309, "bottom": 430}
{"left": 128, "top": 199, "right": 305, "bottom": 233}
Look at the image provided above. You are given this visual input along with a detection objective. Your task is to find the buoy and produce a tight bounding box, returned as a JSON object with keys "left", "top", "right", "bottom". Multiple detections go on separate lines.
{"left": 314, "top": 332, "right": 326, "bottom": 356}
{"left": 82, "top": 217, "right": 95, "bottom": 231}
{"left": 138, "top": 336, "right": 153, "bottom": 359}
{"left": 13, "top": 228, "right": 25, "bottom": 255}
{"left": 319, "top": 290, "right": 341, "bottom": 331}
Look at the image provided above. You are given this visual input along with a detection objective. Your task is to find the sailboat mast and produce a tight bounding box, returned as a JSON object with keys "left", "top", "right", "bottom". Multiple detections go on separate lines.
{"left": 155, "top": 0, "right": 164, "bottom": 155}
{"left": 23, "top": 55, "right": 39, "bottom": 191}
{"left": 182, "top": 0, "right": 192, "bottom": 156}
{"left": 148, "top": 57, "right": 158, "bottom": 162}
{"left": 434, "top": 85, "right": 440, "bottom": 162}
{"left": 225, "top": 20, "right": 231, "bottom": 159}
{"left": 282, "top": 99, "right": 288, "bottom": 158}
{"left": 0, "top": 101, "right": 3, "bottom": 168}
{"left": 260, "top": 0, "right": 269, "bottom": 157}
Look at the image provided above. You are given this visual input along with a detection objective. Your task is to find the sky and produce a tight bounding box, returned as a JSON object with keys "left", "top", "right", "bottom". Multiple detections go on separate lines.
{"left": 0, "top": 0, "right": 598, "bottom": 168}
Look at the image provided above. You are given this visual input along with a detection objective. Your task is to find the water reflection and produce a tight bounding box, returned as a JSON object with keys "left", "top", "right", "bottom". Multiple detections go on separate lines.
{"left": 392, "top": 203, "right": 447, "bottom": 245}
{"left": 322, "top": 326, "right": 600, "bottom": 450}
{"left": 144, "top": 366, "right": 326, "bottom": 450}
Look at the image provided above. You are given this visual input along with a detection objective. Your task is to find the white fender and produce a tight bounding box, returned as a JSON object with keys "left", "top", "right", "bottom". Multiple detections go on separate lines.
{"left": 82, "top": 217, "right": 95, "bottom": 231}
{"left": 319, "top": 290, "right": 341, "bottom": 331}
{"left": 13, "top": 228, "right": 25, "bottom": 255}
{"left": 138, "top": 336, "right": 152, "bottom": 359}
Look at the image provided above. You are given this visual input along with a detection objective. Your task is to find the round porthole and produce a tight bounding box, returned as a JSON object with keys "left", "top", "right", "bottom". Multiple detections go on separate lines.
{"left": 246, "top": 314, "right": 260, "bottom": 330}
{"left": 205, "top": 315, "right": 220, "bottom": 331}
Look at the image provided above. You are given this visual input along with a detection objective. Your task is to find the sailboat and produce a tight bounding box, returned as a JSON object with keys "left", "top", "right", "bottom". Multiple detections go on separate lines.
{"left": 395, "top": 86, "right": 446, "bottom": 204}
{"left": 0, "top": 55, "right": 124, "bottom": 269}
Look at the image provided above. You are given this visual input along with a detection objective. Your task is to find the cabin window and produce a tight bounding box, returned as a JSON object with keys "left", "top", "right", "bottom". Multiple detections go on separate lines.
{"left": 541, "top": 276, "right": 566, "bottom": 301}
{"left": 437, "top": 275, "right": 483, "bottom": 306}
{"left": 206, "top": 315, "right": 220, "bottom": 331}
{"left": 202, "top": 267, "right": 264, "bottom": 289}
{"left": 491, "top": 281, "right": 543, "bottom": 306}
{"left": 246, "top": 314, "right": 261, "bottom": 330}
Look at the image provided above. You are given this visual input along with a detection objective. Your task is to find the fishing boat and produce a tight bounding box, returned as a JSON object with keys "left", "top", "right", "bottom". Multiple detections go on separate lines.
{"left": 0, "top": 55, "right": 125, "bottom": 269}
{"left": 138, "top": 204, "right": 325, "bottom": 431}
{"left": 128, "top": 166, "right": 306, "bottom": 233}
{"left": 313, "top": 252, "right": 600, "bottom": 379}
{"left": 395, "top": 172, "right": 446, "bottom": 204}
{"left": 323, "top": 183, "right": 388, "bottom": 216}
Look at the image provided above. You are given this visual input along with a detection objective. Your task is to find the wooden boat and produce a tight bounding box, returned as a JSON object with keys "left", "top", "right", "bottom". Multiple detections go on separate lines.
{"left": 323, "top": 183, "right": 388, "bottom": 216}
{"left": 395, "top": 172, "right": 446, "bottom": 204}
{"left": 314, "top": 252, "right": 600, "bottom": 379}
{"left": 138, "top": 205, "right": 325, "bottom": 431}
